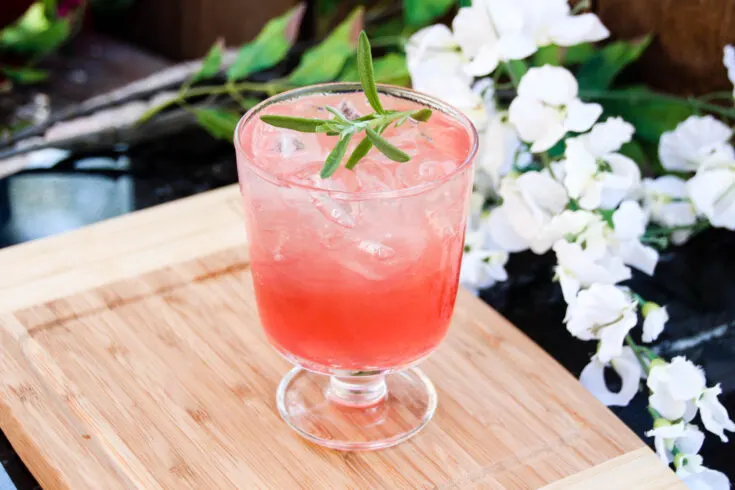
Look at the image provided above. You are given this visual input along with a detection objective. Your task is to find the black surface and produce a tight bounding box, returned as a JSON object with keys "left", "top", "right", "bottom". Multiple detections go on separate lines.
{"left": 1, "top": 133, "right": 733, "bottom": 487}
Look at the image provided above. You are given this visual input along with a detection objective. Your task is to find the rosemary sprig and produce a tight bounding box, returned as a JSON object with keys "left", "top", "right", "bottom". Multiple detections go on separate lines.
{"left": 259, "top": 31, "right": 433, "bottom": 178}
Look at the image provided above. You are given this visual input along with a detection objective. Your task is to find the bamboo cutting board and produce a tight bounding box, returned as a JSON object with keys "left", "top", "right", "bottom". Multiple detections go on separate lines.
{"left": 0, "top": 185, "right": 683, "bottom": 489}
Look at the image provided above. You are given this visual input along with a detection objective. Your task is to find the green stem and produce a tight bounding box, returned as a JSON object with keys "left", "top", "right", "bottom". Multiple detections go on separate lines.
{"left": 539, "top": 152, "right": 558, "bottom": 180}
{"left": 502, "top": 61, "right": 521, "bottom": 88}
{"left": 697, "top": 91, "right": 735, "bottom": 103}
{"left": 579, "top": 89, "right": 735, "bottom": 121}
{"left": 138, "top": 79, "right": 291, "bottom": 124}
{"left": 625, "top": 335, "right": 652, "bottom": 373}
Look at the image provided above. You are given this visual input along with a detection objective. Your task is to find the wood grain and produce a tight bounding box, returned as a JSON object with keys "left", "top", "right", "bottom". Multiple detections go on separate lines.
{"left": 596, "top": 0, "right": 735, "bottom": 94}
{"left": 0, "top": 184, "right": 683, "bottom": 488}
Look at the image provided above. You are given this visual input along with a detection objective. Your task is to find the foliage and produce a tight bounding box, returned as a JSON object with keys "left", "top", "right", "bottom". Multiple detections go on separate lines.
{"left": 406, "top": 1, "right": 735, "bottom": 486}
{"left": 0, "top": 0, "right": 82, "bottom": 87}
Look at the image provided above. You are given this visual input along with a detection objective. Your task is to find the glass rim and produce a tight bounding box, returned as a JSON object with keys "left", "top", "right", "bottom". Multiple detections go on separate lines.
{"left": 234, "top": 82, "right": 479, "bottom": 200}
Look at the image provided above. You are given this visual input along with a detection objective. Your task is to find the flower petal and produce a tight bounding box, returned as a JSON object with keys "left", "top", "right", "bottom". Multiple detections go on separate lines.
{"left": 486, "top": 205, "right": 530, "bottom": 252}
{"left": 642, "top": 305, "right": 668, "bottom": 342}
{"left": 452, "top": 6, "right": 494, "bottom": 58}
{"left": 688, "top": 166, "right": 735, "bottom": 230}
{"left": 724, "top": 45, "right": 735, "bottom": 90}
{"left": 565, "top": 99, "right": 603, "bottom": 133}
{"left": 658, "top": 115, "right": 734, "bottom": 172}
{"left": 577, "top": 117, "right": 635, "bottom": 157}
{"left": 650, "top": 389, "right": 688, "bottom": 421}
{"left": 548, "top": 13, "right": 610, "bottom": 47}
{"left": 518, "top": 65, "right": 579, "bottom": 105}
{"left": 580, "top": 348, "right": 642, "bottom": 406}
{"left": 697, "top": 385, "right": 735, "bottom": 442}
{"left": 508, "top": 96, "right": 560, "bottom": 145}
{"left": 667, "top": 357, "right": 706, "bottom": 400}
{"left": 681, "top": 467, "right": 731, "bottom": 490}
{"left": 613, "top": 201, "right": 647, "bottom": 240}
{"left": 464, "top": 43, "right": 501, "bottom": 77}
{"left": 497, "top": 33, "right": 538, "bottom": 61}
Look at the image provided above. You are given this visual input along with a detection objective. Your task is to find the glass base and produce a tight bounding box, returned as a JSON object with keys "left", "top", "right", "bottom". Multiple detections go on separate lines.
{"left": 276, "top": 366, "right": 437, "bottom": 451}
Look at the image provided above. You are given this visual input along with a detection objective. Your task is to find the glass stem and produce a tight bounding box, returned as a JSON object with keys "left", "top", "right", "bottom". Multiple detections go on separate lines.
{"left": 328, "top": 374, "right": 387, "bottom": 407}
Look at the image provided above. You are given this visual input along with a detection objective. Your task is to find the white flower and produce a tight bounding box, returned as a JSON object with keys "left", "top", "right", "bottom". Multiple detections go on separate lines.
{"left": 696, "top": 384, "right": 735, "bottom": 443}
{"left": 724, "top": 45, "right": 735, "bottom": 98}
{"left": 561, "top": 119, "right": 641, "bottom": 210}
{"left": 554, "top": 241, "right": 631, "bottom": 303}
{"left": 675, "top": 452, "right": 705, "bottom": 479}
{"left": 564, "top": 284, "right": 637, "bottom": 362}
{"left": 509, "top": 66, "right": 602, "bottom": 153}
{"left": 658, "top": 116, "right": 734, "bottom": 172}
{"left": 574, "top": 117, "right": 635, "bottom": 156}
{"left": 688, "top": 159, "right": 735, "bottom": 230}
{"left": 451, "top": 1, "right": 536, "bottom": 77}
{"left": 497, "top": 171, "right": 569, "bottom": 248}
{"left": 537, "top": 209, "right": 607, "bottom": 257}
{"left": 681, "top": 467, "right": 731, "bottom": 490}
{"left": 645, "top": 421, "right": 704, "bottom": 464}
{"left": 611, "top": 200, "right": 659, "bottom": 275}
{"left": 406, "top": 25, "right": 488, "bottom": 129}
{"left": 580, "top": 347, "right": 642, "bottom": 406}
{"left": 516, "top": 0, "right": 609, "bottom": 48}
{"left": 643, "top": 176, "right": 697, "bottom": 245}
{"left": 460, "top": 227, "right": 509, "bottom": 295}
{"left": 478, "top": 113, "right": 530, "bottom": 189}
{"left": 647, "top": 357, "right": 705, "bottom": 421}
{"left": 642, "top": 302, "right": 669, "bottom": 343}
{"left": 485, "top": 204, "right": 530, "bottom": 253}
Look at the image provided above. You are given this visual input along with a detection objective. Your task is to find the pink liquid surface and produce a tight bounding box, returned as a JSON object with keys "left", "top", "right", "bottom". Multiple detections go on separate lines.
{"left": 237, "top": 91, "right": 474, "bottom": 371}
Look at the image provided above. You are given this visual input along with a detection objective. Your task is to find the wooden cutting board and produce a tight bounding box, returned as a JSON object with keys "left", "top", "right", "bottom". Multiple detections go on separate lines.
{"left": 0, "top": 185, "right": 683, "bottom": 489}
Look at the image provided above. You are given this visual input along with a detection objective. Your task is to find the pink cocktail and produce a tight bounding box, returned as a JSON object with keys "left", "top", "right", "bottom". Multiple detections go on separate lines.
{"left": 235, "top": 83, "right": 477, "bottom": 450}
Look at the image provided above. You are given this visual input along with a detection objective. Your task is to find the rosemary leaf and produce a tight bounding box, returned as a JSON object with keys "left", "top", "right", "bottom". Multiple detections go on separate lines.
{"left": 366, "top": 128, "right": 410, "bottom": 163}
{"left": 321, "top": 132, "right": 354, "bottom": 178}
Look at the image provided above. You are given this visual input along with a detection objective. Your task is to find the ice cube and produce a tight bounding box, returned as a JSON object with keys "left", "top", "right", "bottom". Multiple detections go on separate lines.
{"left": 354, "top": 164, "right": 397, "bottom": 192}
{"left": 357, "top": 240, "right": 396, "bottom": 260}
{"left": 336, "top": 100, "right": 361, "bottom": 120}
{"left": 397, "top": 160, "right": 456, "bottom": 187}
{"left": 310, "top": 194, "right": 358, "bottom": 228}
{"left": 273, "top": 133, "right": 305, "bottom": 158}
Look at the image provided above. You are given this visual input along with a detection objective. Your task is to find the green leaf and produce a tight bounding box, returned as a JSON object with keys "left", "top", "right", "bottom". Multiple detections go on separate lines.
{"left": 345, "top": 137, "right": 373, "bottom": 169}
{"left": 321, "top": 132, "right": 354, "bottom": 178}
{"left": 43, "top": 0, "right": 57, "bottom": 19}
{"left": 288, "top": 7, "right": 364, "bottom": 85}
{"left": 458, "top": 0, "right": 472, "bottom": 6}
{"left": 357, "top": 31, "right": 384, "bottom": 114}
{"left": 260, "top": 114, "right": 330, "bottom": 132}
{"left": 0, "top": 4, "right": 70, "bottom": 56}
{"left": 403, "top": 0, "right": 455, "bottom": 27}
{"left": 193, "top": 108, "right": 241, "bottom": 140}
{"left": 410, "top": 108, "right": 432, "bottom": 122}
{"left": 593, "top": 87, "right": 695, "bottom": 142}
{"left": 226, "top": 3, "right": 306, "bottom": 81}
{"left": 0, "top": 66, "right": 48, "bottom": 84}
{"left": 339, "top": 53, "right": 410, "bottom": 86}
{"left": 532, "top": 46, "right": 562, "bottom": 66}
{"left": 576, "top": 36, "right": 652, "bottom": 90}
{"left": 563, "top": 43, "right": 596, "bottom": 64}
{"left": 192, "top": 39, "right": 224, "bottom": 83}
{"left": 505, "top": 60, "right": 528, "bottom": 82}
{"left": 366, "top": 128, "right": 410, "bottom": 162}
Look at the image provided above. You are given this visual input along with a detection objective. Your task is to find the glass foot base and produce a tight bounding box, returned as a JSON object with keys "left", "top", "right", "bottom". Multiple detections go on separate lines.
{"left": 276, "top": 366, "right": 437, "bottom": 451}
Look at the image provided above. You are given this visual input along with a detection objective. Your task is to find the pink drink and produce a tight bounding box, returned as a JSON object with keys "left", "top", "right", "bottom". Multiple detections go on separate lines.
{"left": 236, "top": 88, "right": 475, "bottom": 372}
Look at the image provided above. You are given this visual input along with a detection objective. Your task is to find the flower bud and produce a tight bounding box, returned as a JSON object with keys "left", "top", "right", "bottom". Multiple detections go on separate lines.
{"left": 642, "top": 301, "right": 662, "bottom": 318}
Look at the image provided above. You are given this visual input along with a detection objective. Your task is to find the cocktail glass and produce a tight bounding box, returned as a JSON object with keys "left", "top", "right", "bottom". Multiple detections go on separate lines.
{"left": 234, "top": 83, "right": 478, "bottom": 450}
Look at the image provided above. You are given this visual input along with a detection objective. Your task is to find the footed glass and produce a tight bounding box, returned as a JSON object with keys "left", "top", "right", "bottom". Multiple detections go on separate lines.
{"left": 234, "top": 83, "right": 478, "bottom": 450}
